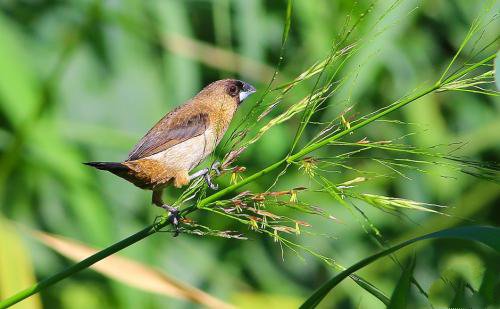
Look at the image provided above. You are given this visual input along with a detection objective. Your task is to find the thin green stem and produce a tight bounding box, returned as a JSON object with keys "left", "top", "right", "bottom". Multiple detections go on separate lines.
{"left": 0, "top": 219, "right": 169, "bottom": 309}
{"left": 0, "top": 53, "right": 495, "bottom": 309}
{"left": 436, "top": 16, "right": 480, "bottom": 84}
{"left": 441, "top": 53, "right": 496, "bottom": 84}
{"left": 289, "top": 86, "right": 438, "bottom": 161}
{"left": 197, "top": 159, "right": 287, "bottom": 207}
{"left": 292, "top": 52, "right": 496, "bottom": 162}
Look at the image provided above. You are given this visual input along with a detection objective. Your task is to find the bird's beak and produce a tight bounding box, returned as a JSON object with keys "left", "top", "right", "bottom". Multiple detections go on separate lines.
{"left": 239, "top": 81, "right": 256, "bottom": 103}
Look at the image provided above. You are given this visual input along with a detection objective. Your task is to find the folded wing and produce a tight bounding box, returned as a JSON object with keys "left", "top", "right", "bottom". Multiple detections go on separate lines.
{"left": 127, "top": 107, "right": 210, "bottom": 161}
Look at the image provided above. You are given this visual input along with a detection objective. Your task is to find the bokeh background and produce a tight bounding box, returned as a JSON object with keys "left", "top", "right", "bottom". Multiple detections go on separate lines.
{"left": 0, "top": 0, "right": 498, "bottom": 308}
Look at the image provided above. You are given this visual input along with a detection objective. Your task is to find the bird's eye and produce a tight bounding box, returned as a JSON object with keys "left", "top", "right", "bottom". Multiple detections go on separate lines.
{"left": 228, "top": 85, "right": 239, "bottom": 97}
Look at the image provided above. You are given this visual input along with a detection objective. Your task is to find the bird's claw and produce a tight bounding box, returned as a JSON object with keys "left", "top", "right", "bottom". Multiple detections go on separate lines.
{"left": 189, "top": 161, "right": 221, "bottom": 190}
{"left": 161, "top": 204, "right": 180, "bottom": 237}
{"left": 204, "top": 172, "right": 219, "bottom": 190}
{"left": 201, "top": 161, "right": 221, "bottom": 190}
{"left": 210, "top": 161, "right": 222, "bottom": 176}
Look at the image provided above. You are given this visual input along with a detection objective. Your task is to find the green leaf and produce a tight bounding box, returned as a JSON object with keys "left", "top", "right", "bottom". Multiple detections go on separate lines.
{"left": 300, "top": 226, "right": 500, "bottom": 309}
{"left": 282, "top": 0, "right": 293, "bottom": 45}
{"left": 348, "top": 274, "right": 390, "bottom": 305}
{"left": 388, "top": 255, "right": 416, "bottom": 309}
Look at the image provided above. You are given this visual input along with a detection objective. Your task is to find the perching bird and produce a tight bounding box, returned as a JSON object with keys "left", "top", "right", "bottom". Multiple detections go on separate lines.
{"left": 85, "top": 79, "right": 256, "bottom": 230}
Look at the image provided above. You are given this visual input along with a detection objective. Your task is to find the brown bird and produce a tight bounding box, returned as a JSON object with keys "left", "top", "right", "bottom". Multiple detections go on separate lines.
{"left": 85, "top": 79, "right": 256, "bottom": 230}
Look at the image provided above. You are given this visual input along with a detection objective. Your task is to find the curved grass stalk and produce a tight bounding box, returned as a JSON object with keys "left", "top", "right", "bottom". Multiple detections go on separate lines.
{"left": 300, "top": 226, "right": 500, "bottom": 308}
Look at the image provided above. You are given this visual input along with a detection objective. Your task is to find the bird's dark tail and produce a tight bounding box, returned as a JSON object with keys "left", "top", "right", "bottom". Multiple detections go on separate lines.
{"left": 84, "top": 161, "right": 151, "bottom": 189}
{"left": 84, "top": 161, "right": 128, "bottom": 172}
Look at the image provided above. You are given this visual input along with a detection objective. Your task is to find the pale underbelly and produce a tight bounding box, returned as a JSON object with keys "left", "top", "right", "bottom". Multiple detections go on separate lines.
{"left": 146, "top": 129, "right": 218, "bottom": 171}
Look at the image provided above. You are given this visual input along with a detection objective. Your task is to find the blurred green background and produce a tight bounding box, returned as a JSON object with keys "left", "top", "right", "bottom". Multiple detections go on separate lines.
{"left": 0, "top": 0, "right": 498, "bottom": 308}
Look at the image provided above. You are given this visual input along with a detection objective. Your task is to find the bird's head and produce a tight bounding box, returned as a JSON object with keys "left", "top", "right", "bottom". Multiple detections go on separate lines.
{"left": 197, "top": 79, "right": 256, "bottom": 107}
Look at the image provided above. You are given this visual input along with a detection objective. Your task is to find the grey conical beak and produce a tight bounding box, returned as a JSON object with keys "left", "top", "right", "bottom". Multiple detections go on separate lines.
{"left": 239, "top": 81, "right": 256, "bottom": 102}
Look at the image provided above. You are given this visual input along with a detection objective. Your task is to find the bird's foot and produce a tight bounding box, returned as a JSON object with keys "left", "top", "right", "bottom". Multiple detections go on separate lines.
{"left": 210, "top": 161, "right": 222, "bottom": 176}
{"left": 160, "top": 204, "right": 180, "bottom": 237}
{"left": 204, "top": 172, "right": 218, "bottom": 190}
{"left": 189, "top": 161, "right": 222, "bottom": 190}
{"left": 203, "top": 161, "right": 221, "bottom": 190}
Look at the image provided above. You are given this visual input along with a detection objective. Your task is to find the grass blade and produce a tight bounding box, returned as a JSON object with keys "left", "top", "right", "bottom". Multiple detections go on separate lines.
{"left": 282, "top": 0, "right": 292, "bottom": 45}
{"left": 30, "top": 229, "right": 234, "bottom": 309}
{"left": 300, "top": 226, "right": 500, "bottom": 308}
{"left": 388, "top": 255, "right": 416, "bottom": 309}
{"left": 348, "top": 274, "right": 390, "bottom": 305}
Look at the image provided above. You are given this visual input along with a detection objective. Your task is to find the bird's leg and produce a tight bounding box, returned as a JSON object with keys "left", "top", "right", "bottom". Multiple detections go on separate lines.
{"left": 188, "top": 168, "right": 216, "bottom": 190}
{"left": 188, "top": 168, "right": 209, "bottom": 181}
{"left": 188, "top": 162, "right": 221, "bottom": 190}
{"left": 152, "top": 190, "right": 180, "bottom": 237}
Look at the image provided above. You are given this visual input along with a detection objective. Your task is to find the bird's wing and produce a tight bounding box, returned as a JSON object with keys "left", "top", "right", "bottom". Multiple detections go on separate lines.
{"left": 126, "top": 107, "right": 209, "bottom": 161}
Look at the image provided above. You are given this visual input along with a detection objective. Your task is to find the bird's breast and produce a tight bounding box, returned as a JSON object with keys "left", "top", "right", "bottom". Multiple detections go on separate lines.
{"left": 147, "top": 128, "right": 220, "bottom": 171}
